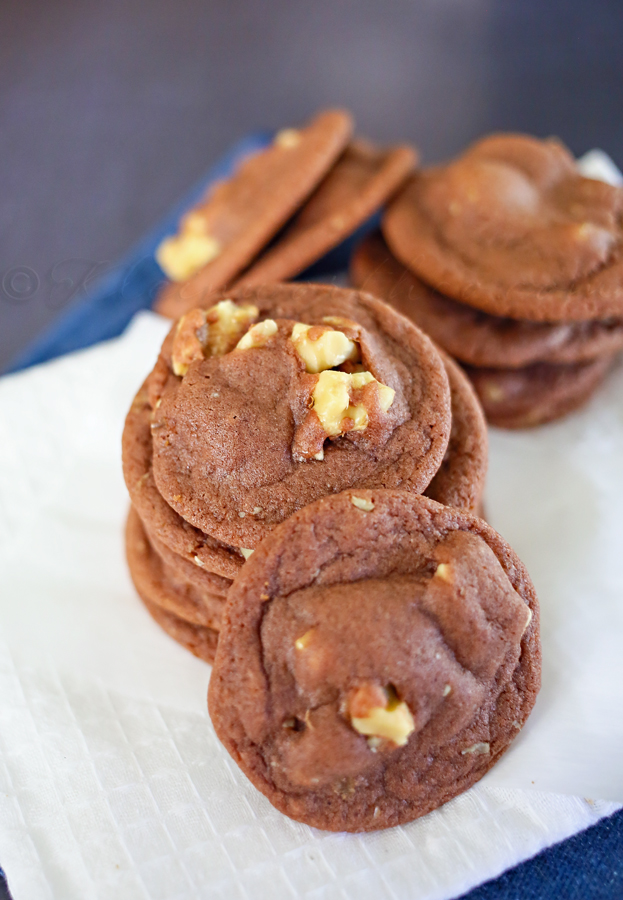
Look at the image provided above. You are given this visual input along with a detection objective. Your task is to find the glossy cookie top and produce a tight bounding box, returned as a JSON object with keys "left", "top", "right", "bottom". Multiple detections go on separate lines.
{"left": 149, "top": 284, "right": 451, "bottom": 548}
{"left": 383, "top": 134, "right": 623, "bottom": 322}
{"left": 209, "top": 490, "right": 540, "bottom": 832}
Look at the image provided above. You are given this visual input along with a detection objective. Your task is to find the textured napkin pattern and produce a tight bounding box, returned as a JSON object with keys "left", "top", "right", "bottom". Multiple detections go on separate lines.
{"left": 0, "top": 645, "right": 616, "bottom": 900}
{"left": 0, "top": 312, "right": 620, "bottom": 900}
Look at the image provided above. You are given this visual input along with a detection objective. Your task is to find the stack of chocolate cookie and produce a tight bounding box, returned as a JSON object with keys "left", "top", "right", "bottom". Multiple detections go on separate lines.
{"left": 154, "top": 109, "right": 417, "bottom": 320}
{"left": 122, "top": 283, "right": 543, "bottom": 833}
{"left": 123, "top": 283, "right": 488, "bottom": 665}
{"left": 351, "top": 134, "right": 623, "bottom": 428}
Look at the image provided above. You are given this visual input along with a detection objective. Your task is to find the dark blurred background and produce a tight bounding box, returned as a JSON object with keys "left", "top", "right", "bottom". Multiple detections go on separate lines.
{"left": 2, "top": 0, "right": 623, "bottom": 369}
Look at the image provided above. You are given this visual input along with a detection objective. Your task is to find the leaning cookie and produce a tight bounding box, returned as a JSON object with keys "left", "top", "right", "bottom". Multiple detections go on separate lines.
{"left": 383, "top": 134, "right": 623, "bottom": 322}
{"left": 155, "top": 109, "right": 353, "bottom": 319}
{"left": 234, "top": 140, "right": 416, "bottom": 288}
{"left": 209, "top": 490, "right": 540, "bottom": 833}
{"left": 150, "top": 283, "right": 452, "bottom": 549}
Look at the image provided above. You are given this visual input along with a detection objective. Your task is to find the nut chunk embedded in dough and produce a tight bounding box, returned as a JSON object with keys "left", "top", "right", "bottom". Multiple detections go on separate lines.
{"left": 236, "top": 319, "right": 278, "bottom": 349}
{"left": 171, "top": 300, "right": 259, "bottom": 374}
{"left": 171, "top": 308, "right": 210, "bottom": 376}
{"left": 290, "top": 322, "right": 360, "bottom": 373}
{"left": 348, "top": 684, "right": 415, "bottom": 748}
{"left": 293, "top": 369, "right": 395, "bottom": 461}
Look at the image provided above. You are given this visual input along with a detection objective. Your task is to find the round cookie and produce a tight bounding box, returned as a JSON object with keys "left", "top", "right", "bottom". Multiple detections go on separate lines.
{"left": 122, "top": 381, "right": 246, "bottom": 579}
{"left": 155, "top": 109, "right": 353, "bottom": 319}
{"left": 383, "top": 134, "right": 623, "bottom": 322}
{"left": 234, "top": 141, "right": 416, "bottom": 288}
{"left": 209, "top": 490, "right": 540, "bottom": 833}
{"left": 351, "top": 231, "right": 623, "bottom": 368}
{"left": 464, "top": 354, "right": 615, "bottom": 429}
{"left": 125, "top": 506, "right": 226, "bottom": 632}
{"left": 150, "top": 284, "right": 452, "bottom": 548}
{"left": 425, "top": 351, "right": 487, "bottom": 512}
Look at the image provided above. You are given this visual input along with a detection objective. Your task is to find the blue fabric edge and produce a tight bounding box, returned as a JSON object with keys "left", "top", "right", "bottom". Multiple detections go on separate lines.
{"left": 458, "top": 804, "right": 623, "bottom": 899}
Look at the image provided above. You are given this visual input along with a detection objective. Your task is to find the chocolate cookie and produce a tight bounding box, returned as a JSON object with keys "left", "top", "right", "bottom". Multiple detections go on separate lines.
{"left": 155, "top": 109, "right": 353, "bottom": 319}
{"left": 351, "top": 231, "right": 623, "bottom": 368}
{"left": 150, "top": 284, "right": 452, "bottom": 548}
{"left": 425, "top": 351, "right": 487, "bottom": 512}
{"left": 383, "top": 134, "right": 623, "bottom": 322}
{"left": 209, "top": 490, "right": 540, "bottom": 832}
{"left": 234, "top": 141, "right": 416, "bottom": 288}
{"left": 149, "top": 527, "right": 231, "bottom": 599}
{"left": 465, "top": 354, "right": 615, "bottom": 429}
{"left": 142, "top": 596, "right": 218, "bottom": 665}
{"left": 125, "top": 506, "right": 225, "bottom": 633}
{"left": 122, "top": 381, "right": 246, "bottom": 579}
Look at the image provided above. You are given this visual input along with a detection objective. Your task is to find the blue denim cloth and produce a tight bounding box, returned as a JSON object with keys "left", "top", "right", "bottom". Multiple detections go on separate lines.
{"left": 459, "top": 808, "right": 623, "bottom": 900}
{"left": 3, "top": 136, "right": 622, "bottom": 900}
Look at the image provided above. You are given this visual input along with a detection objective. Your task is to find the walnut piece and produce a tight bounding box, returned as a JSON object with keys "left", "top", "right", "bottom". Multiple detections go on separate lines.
{"left": 290, "top": 323, "right": 359, "bottom": 373}
{"left": 156, "top": 211, "right": 221, "bottom": 282}
{"left": 484, "top": 382, "right": 505, "bottom": 402}
{"left": 350, "top": 496, "right": 375, "bottom": 511}
{"left": 434, "top": 563, "right": 453, "bottom": 583}
{"left": 313, "top": 371, "right": 367, "bottom": 434}
{"left": 274, "top": 128, "right": 301, "bottom": 148}
{"left": 461, "top": 742, "right": 490, "bottom": 756}
{"left": 236, "top": 319, "right": 278, "bottom": 350}
{"left": 314, "top": 371, "right": 394, "bottom": 435}
{"left": 205, "top": 300, "right": 259, "bottom": 356}
{"left": 171, "top": 309, "right": 209, "bottom": 376}
{"left": 292, "top": 367, "right": 395, "bottom": 461}
{"left": 171, "top": 300, "right": 259, "bottom": 375}
{"left": 294, "top": 629, "right": 315, "bottom": 651}
{"left": 349, "top": 684, "right": 415, "bottom": 748}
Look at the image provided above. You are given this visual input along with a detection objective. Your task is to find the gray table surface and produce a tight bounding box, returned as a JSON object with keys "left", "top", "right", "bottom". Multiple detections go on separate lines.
{"left": 2, "top": 0, "right": 623, "bottom": 370}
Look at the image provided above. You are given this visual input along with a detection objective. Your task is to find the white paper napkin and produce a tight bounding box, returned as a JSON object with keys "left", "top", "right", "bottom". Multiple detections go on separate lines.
{"left": 0, "top": 310, "right": 620, "bottom": 900}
